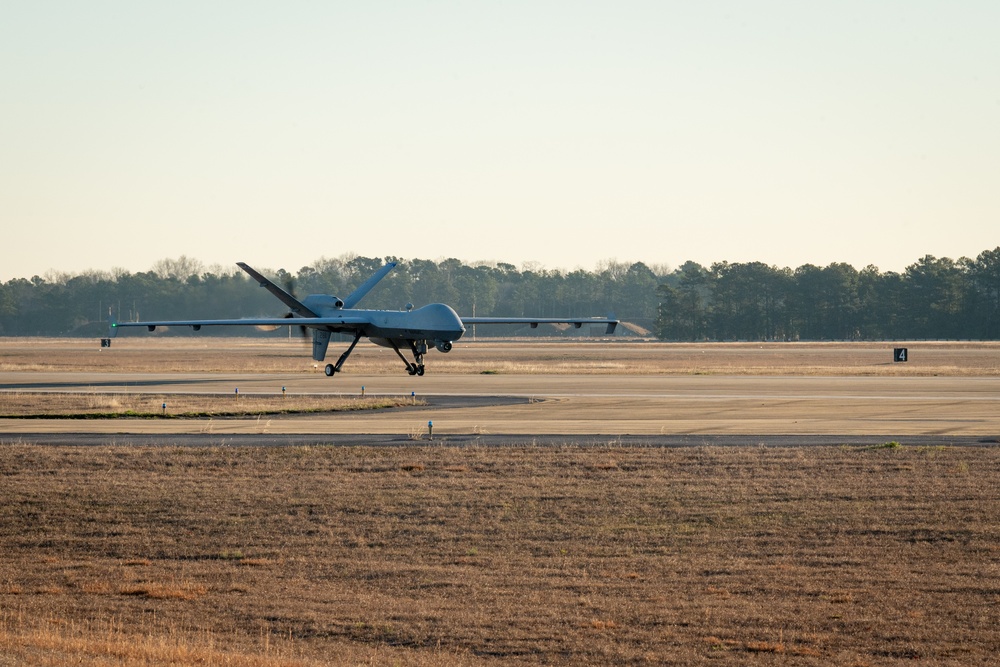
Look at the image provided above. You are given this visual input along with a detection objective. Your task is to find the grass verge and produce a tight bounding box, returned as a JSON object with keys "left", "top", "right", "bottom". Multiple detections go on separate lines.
{"left": 0, "top": 392, "right": 423, "bottom": 418}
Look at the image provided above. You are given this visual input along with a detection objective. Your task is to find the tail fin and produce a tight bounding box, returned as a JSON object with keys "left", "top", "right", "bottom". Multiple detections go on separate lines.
{"left": 343, "top": 262, "right": 397, "bottom": 308}
{"left": 312, "top": 330, "right": 332, "bottom": 361}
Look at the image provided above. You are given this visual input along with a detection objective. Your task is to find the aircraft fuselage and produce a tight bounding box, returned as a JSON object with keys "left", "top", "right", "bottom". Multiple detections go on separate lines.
{"left": 317, "top": 303, "right": 466, "bottom": 344}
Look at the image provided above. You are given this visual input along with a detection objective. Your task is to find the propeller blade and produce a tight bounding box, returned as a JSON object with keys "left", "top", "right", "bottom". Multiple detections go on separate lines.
{"left": 283, "top": 312, "right": 309, "bottom": 339}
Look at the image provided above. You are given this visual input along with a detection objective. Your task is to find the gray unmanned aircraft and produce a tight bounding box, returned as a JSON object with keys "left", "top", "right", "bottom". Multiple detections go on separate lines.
{"left": 108, "top": 261, "right": 618, "bottom": 377}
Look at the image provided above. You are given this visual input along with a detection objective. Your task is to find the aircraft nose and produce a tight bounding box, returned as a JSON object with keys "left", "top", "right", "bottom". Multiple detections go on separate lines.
{"left": 439, "top": 304, "right": 465, "bottom": 338}
{"left": 449, "top": 306, "right": 465, "bottom": 335}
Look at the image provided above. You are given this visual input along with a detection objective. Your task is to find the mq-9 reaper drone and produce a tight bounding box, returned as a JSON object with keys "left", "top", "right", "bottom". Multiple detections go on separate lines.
{"left": 108, "top": 261, "right": 618, "bottom": 377}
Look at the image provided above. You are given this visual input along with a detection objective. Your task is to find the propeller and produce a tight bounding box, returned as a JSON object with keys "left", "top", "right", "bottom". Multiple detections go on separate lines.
{"left": 281, "top": 274, "right": 309, "bottom": 341}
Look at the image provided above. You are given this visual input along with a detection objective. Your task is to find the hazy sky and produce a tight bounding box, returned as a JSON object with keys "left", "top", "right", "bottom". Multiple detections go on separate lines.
{"left": 2, "top": 2, "right": 997, "bottom": 281}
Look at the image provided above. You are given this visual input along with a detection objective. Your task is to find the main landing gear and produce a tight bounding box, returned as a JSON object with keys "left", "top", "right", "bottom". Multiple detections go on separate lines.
{"left": 323, "top": 336, "right": 428, "bottom": 377}
{"left": 324, "top": 332, "right": 362, "bottom": 377}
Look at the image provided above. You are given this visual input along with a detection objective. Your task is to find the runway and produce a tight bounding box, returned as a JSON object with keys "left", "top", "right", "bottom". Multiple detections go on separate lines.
{"left": 2, "top": 370, "right": 999, "bottom": 444}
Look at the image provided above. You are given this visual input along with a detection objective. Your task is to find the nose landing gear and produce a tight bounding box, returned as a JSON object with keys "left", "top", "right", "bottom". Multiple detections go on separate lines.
{"left": 390, "top": 339, "right": 427, "bottom": 376}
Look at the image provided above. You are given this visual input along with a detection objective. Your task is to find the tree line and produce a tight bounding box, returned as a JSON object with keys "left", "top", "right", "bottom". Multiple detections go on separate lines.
{"left": 1, "top": 248, "right": 997, "bottom": 339}
{"left": 656, "top": 248, "right": 1000, "bottom": 340}
{"left": 0, "top": 256, "right": 661, "bottom": 337}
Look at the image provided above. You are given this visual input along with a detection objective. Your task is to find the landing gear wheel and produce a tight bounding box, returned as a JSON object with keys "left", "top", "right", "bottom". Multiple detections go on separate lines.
{"left": 325, "top": 364, "right": 335, "bottom": 377}
{"left": 416, "top": 365, "right": 425, "bottom": 376}
{"left": 407, "top": 365, "right": 418, "bottom": 376}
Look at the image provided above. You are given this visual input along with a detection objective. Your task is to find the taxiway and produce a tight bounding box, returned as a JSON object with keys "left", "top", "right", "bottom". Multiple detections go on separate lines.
{"left": 2, "top": 371, "right": 998, "bottom": 443}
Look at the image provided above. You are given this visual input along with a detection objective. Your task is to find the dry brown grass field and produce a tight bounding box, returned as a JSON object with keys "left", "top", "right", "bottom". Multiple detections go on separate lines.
{"left": 2, "top": 444, "right": 999, "bottom": 666}
{"left": 1, "top": 339, "right": 999, "bottom": 664}
{"left": 0, "top": 392, "right": 420, "bottom": 418}
{"left": 2, "top": 337, "right": 999, "bottom": 376}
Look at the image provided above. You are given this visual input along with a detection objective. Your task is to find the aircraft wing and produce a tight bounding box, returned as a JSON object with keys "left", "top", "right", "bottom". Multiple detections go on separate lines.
{"left": 110, "top": 316, "right": 373, "bottom": 333}
{"left": 461, "top": 316, "right": 618, "bottom": 335}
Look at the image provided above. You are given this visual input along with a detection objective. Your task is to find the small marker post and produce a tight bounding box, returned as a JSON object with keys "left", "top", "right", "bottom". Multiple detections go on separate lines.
{"left": 161, "top": 403, "right": 166, "bottom": 415}
{"left": 235, "top": 387, "right": 239, "bottom": 401}
{"left": 428, "top": 420, "right": 433, "bottom": 440}
{"left": 411, "top": 391, "right": 416, "bottom": 405}
{"left": 282, "top": 386, "right": 286, "bottom": 398}
{"left": 361, "top": 386, "right": 365, "bottom": 397}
